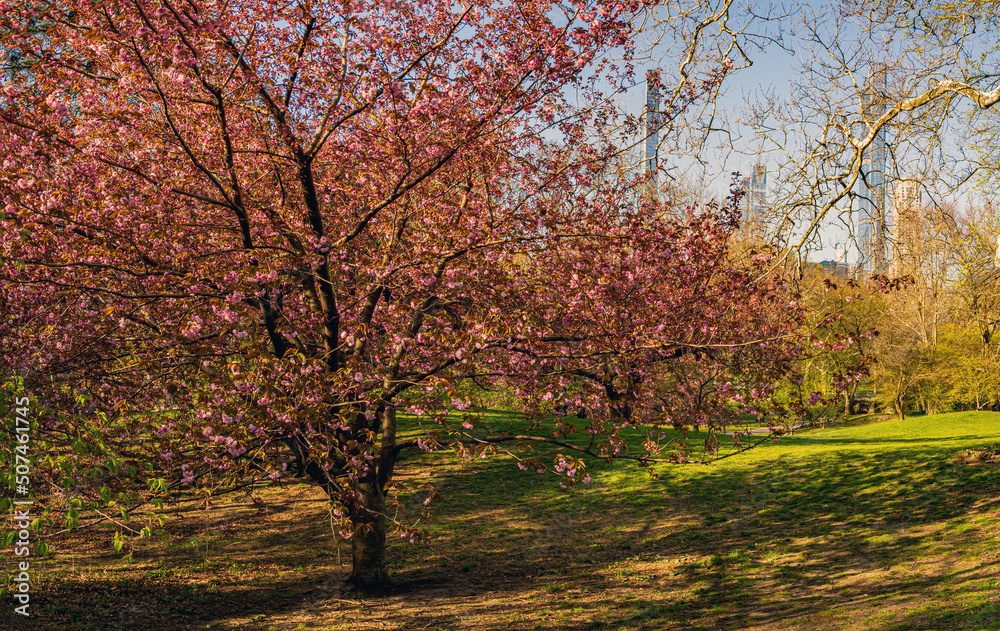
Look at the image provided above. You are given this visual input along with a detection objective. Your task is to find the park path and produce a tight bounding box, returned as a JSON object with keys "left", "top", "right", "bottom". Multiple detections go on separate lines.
{"left": 744, "top": 419, "right": 813, "bottom": 435}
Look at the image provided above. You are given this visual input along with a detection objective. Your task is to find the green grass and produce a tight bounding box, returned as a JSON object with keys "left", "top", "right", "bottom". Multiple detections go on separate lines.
{"left": 390, "top": 410, "right": 1000, "bottom": 630}
{"left": 6, "top": 410, "right": 1000, "bottom": 630}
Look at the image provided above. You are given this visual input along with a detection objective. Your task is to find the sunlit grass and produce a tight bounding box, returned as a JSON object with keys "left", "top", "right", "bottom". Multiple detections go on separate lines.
{"left": 396, "top": 410, "right": 1000, "bottom": 629}
{"left": 13, "top": 411, "right": 1000, "bottom": 630}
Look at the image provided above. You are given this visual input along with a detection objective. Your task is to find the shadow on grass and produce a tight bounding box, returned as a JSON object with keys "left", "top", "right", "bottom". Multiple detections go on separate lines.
{"left": 8, "top": 412, "right": 1000, "bottom": 630}
{"left": 780, "top": 433, "right": 998, "bottom": 446}
{"left": 386, "top": 435, "right": 1000, "bottom": 630}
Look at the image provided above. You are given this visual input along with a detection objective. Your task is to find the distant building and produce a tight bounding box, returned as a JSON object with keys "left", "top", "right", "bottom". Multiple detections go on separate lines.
{"left": 819, "top": 260, "right": 851, "bottom": 278}
{"left": 644, "top": 70, "right": 660, "bottom": 175}
{"left": 891, "top": 179, "right": 923, "bottom": 275}
{"left": 641, "top": 69, "right": 662, "bottom": 203}
{"left": 740, "top": 163, "right": 767, "bottom": 220}
{"left": 738, "top": 163, "right": 767, "bottom": 237}
{"left": 857, "top": 65, "right": 890, "bottom": 272}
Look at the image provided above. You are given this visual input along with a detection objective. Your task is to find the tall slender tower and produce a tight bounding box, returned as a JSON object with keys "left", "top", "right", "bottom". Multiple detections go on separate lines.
{"left": 739, "top": 163, "right": 767, "bottom": 236}
{"left": 857, "top": 64, "right": 890, "bottom": 272}
{"left": 891, "top": 179, "right": 922, "bottom": 275}
{"left": 643, "top": 70, "right": 660, "bottom": 197}
{"left": 750, "top": 163, "right": 767, "bottom": 218}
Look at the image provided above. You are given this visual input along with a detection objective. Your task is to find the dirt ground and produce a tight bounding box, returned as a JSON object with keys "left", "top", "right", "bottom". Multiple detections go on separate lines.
{"left": 3, "top": 444, "right": 1000, "bottom": 631}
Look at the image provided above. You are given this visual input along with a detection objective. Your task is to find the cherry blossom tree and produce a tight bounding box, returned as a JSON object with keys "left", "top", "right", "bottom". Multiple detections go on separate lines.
{"left": 483, "top": 190, "right": 810, "bottom": 432}
{"left": 0, "top": 0, "right": 818, "bottom": 587}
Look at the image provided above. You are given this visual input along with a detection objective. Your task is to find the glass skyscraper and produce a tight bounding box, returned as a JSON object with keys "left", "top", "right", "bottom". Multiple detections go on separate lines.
{"left": 749, "top": 163, "right": 766, "bottom": 219}
{"left": 739, "top": 163, "right": 767, "bottom": 233}
{"left": 857, "top": 66, "right": 890, "bottom": 272}
{"left": 644, "top": 70, "right": 660, "bottom": 178}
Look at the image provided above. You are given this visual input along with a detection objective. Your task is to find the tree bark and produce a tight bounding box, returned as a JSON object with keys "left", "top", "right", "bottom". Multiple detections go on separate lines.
{"left": 349, "top": 470, "right": 389, "bottom": 589}
{"left": 844, "top": 380, "right": 860, "bottom": 417}
{"left": 605, "top": 383, "right": 633, "bottom": 420}
{"left": 347, "top": 405, "right": 397, "bottom": 589}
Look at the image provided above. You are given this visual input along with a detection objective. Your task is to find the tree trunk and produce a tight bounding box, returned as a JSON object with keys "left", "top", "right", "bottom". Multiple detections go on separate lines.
{"left": 605, "top": 383, "right": 633, "bottom": 420}
{"left": 348, "top": 406, "right": 397, "bottom": 589}
{"left": 610, "top": 400, "right": 632, "bottom": 420}
{"left": 349, "top": 475, "right": 388, "bottom": 589}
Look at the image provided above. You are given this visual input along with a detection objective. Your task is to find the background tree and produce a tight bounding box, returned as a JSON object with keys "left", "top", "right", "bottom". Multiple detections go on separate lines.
{"left": 946, "top": 203, "right": 1000, "bottom": 353}
{"left": 488, "top": 189, "right": 812, "bottom": 454}
{"left": 796, "top": 269, "right": 887, "bottom": 417}
{"left": 938, "top": 202, "right": 1000, "bottom": 410}
{"left": 738, "top": 0, "right": 1000, "bottom": 267}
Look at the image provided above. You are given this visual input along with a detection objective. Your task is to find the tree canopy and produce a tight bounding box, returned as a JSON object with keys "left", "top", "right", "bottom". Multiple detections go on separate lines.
{"left": 0, "top": 0, "right": 838, "bottom": 587}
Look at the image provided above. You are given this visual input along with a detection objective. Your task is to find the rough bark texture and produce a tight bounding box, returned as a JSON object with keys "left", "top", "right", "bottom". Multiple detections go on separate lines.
{"left": 348, "top": 406, "right": 397, "bottom": 588}
{"left": 605, "top": 384, "right": 634, "bottom": 421}
{"left": 350, "top": 475, "right": 389, "bottom": 588}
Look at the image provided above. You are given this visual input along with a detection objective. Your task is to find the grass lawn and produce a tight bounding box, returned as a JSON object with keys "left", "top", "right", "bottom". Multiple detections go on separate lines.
{"left": 3, "top": 411, "right": 1000, "bottom": 630}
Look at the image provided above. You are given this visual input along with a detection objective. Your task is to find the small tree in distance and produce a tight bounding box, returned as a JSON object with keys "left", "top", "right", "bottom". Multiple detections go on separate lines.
{"left": 1, "top": 0, "right": 828, "bottom": 587}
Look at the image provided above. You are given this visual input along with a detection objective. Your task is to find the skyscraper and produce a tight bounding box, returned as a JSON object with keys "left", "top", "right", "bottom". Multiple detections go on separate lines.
{"left": 749, "top": 163, "right": 766, "bottom": 219}
{"left": 857, "top": 65, "right": 890, "bottom": 272}
{"left": 644, "top": 69, "right": 660, "bottom": 177}
{"left": 891, "top": 179, "right": 923, "bottom": 275}
{"left": 639, "top": 70, "right": 665, "bottom": 204}
{"left": 739, "top": 163, "right": 767, "bottom": 234}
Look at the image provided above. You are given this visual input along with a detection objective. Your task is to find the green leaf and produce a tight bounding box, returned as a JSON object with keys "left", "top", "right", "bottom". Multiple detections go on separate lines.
{"left": 147, "top": 478, "right": 168, "bottom": 493}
